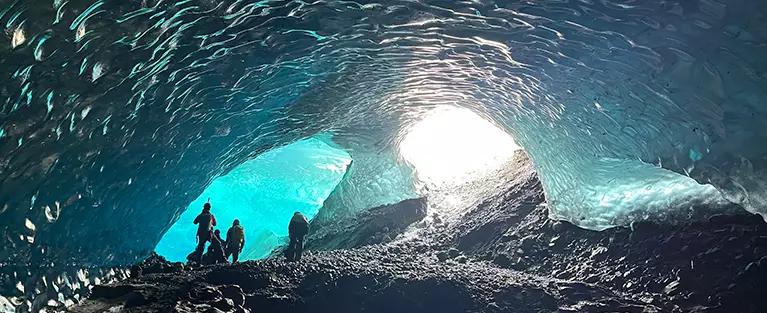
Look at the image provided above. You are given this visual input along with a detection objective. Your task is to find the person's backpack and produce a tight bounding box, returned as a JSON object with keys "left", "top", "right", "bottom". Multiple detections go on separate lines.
{"left": 229, "top": 225, "right": 245, "bottom": 243}
{"left": 196, "top": 213, "right": 214, "bottom": 235}
{"left": 289, "top": 217, "right": 309, "bottom": 236}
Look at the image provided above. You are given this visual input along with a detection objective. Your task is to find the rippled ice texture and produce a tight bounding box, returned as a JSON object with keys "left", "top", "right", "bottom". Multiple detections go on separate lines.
{"left": 0, "top": 0, "right": 765, "bottom": 266}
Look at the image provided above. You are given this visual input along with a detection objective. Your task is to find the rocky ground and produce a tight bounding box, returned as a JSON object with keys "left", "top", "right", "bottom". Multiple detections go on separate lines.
{"left": 438, "top": 154, "right": 767, "bottom": 313}
{"left": 73, "top": 246, "right": 662, "bottom": 313}
{"left": 457, "top": 204, "right": 767, "bottom": 313}
{"left": 71, "top": 152, "right": 767, "bottom": 313}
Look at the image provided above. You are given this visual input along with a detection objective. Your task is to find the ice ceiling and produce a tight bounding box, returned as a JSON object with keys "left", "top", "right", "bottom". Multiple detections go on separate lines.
{"left": 0, "top": 0, "right": 765, "bottom": 268}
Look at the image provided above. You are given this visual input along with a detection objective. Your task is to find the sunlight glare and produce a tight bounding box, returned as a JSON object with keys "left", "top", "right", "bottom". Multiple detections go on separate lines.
{"left": 399, "top": 107, "right": 521, "bottom": 186}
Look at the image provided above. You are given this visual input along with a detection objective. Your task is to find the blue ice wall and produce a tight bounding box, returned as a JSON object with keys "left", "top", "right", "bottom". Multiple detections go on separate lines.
{"left": 155, "top": 138, "right": 350, "bottom": 262}
{"left": 313, "top": 144, "right": 420, "bottom": 227}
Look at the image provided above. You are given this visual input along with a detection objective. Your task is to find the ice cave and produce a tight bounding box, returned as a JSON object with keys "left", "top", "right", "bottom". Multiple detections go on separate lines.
{"left": 1, "top": 0, "right": 767, "bottom": 312}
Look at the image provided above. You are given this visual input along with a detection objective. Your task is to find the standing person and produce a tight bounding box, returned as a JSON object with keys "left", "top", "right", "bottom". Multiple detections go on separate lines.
{"left": 287, "top": 212, "right": 309, "bottom": 262}
{"left": 226, "top": 219, "right": 245, "bottom": 263}
{"left": 189, "top": 201, "right": 217, "bottom": 262}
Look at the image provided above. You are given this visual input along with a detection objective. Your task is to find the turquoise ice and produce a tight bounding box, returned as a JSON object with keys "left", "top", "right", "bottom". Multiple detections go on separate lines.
{"left": 155, "top": 137, "right": 351, "bottom": 261}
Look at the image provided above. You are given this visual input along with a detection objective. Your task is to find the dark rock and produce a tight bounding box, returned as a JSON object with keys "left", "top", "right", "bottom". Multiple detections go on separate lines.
{"left": 758, "top": 256, "right": 767, "bottom": 268}
{"left": 550, "top": 221, "right": 565, "bottom": 232}
{"left": 299, "top": 198, "right": 428, "bottom": 253}
{"left": 663, "top": 280, "right": 680, "bottom": 294}
{"left": 190, "top": 286, "right": 222, "bottom": 303}
{"left": 233, "top": 307, "right": 251, "bottom": 313}
{"left": 447, "top": 248, "right": 460, "bottom": 258}
{"left": 220, "top": 285, "right": 245, "bottom": 307}
{"left": 500, "top": 232, "right": 517, "bottom": 242}
{"left": 90, "top": 285, "right": 135, "bottom": 300}
{"left": 547, "top": 235, "right": 567, "bottom": 252}
{"left": 554, "top": 269, "right": 572, "bottom": 279}
{"left": 584, "top": 275, "right": 600, "bottom": 284}
{"left": 211, "top": 298, "right": 235, "bottom": 311}
{"left": 123, "top": 292, "right": 149, "bottom": 308}
{"left": 520, "top": 236, "right": 535, "bottom": 251}
{"left": 742, "top": 262, "right": 761, "bottom": 278}
{"left": 509, "top": 257, "right": 528, "bottom": 271}
{"left": 493, "top": 254, "right": 511, "bottom": 267}
{"left": 129, "top": 265, "right": 142, "bottom": 279}
{"left": 130, "top": 252, "right": 180, "bottom": 277}
{"left": 72, "top": 248, "right": 659, "bottom": 313}
{"left": 589, "top": 246, "right": 608, "bottom": 261}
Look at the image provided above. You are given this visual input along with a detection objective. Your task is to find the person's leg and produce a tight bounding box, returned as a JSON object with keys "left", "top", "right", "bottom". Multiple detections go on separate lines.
{"left": 193, "top": 235, "right": 205, "bottom": 262}
{"left": 287, "top": 236, "right": 297, "bottom": 261}
{"left": 233, "top": 248, "right": 239, "bottom": 263}
{"left": 199, "top": 234, "right": 211, "bottom": 261}
{"left": 295, "top": 236, "right": 304, "bottom": 261}
{"left": 196, "top": 235, "right": 207, "bottom": 252}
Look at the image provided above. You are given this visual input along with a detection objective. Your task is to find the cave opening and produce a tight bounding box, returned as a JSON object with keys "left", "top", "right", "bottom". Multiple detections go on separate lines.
{"left": 398, "top": 106, "right": 522, "bottom": 188}
{"left": 155, "top": 137, "right": 351, "bottom": 262}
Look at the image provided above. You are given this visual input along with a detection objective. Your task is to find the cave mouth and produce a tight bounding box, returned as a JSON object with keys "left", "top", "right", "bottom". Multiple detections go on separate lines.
{"left": 399, "top": 106, "right": 522, "bottom": 188}
{"left": 155, "top": 137, "right": 351, "bottom": 262}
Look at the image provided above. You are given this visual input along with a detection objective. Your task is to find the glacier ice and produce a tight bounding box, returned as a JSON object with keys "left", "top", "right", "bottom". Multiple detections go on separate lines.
{"left": 0, "top": 0, "right": 763, "bottom": 270}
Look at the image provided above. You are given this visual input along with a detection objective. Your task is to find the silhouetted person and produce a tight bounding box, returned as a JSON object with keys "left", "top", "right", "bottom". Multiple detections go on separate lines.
{"left": 286, "top": 212, "right": 309, "bottom": 262}
{"left": 226, "top": 219, "right": 245, "bottom": 263}
{"left": 189, "top": 202, "right": 217, "bottom": 262}
{"left": 203, "top": 229, "right": 227, "bottom": 265}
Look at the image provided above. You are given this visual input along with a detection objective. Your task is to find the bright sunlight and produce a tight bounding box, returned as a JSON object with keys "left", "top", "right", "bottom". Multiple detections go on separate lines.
{"left": 399, "top": 106, "right": 521, "bottom": 186}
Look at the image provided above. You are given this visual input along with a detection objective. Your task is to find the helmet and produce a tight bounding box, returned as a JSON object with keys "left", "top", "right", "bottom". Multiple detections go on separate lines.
{"left": 233, "top": 219, "right": 240, "bottom": 226}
